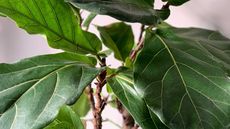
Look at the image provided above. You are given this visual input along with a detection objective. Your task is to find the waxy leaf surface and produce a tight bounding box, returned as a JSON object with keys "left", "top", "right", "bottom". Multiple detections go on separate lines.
{"left": 44, "top": 106, "right": 84, "bottom": 129}
{"left": 67, "top": 0, "right": 170, "bottom": 25}
{"left": 108, "top": 71, "right": 169, "bottom": 129}
{"left": 97, "top": 22, "right": 134, "bottom": 61}
{"left": 134, "top": 25, "right": 230, "bottom": 129}
{"left": 0, "top": 53, "right": 101, "bottom": 129}
{"left": 0, "top": 0, "right": 102, "bottom": 54}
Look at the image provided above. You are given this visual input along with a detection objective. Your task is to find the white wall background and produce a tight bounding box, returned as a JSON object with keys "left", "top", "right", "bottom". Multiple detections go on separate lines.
{"left": 0, "top": 0, "right": 230, "bottom": 128}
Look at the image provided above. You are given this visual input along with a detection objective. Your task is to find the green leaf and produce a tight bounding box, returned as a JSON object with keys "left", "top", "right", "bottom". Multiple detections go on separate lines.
{"left": 108, "top": 71, "right": 169, "bottom": 129}
{"left": 71, "top": 92, "right": 90, "bottom": 117}
{"left": 97, "top": 49, "right": 113, "bottom": 57}
{"left": 0, "top": 0, "right": 102, "bottom": 54}
{"left": 44, "top": 105, "right": 84, "bottom": 129}
{"left": 0, "top": 12, "right": 5, "bottom": 17}
{"left": 83, "top": 13, "right": 97, "bottom": 29}
{"left": 134, "top": 25, "right": 230, "bottom": 129}
{"left": 67, "top": 0, "right": 170, "bottom": 25}
{"left": 97, "top": 22, "right": 134, "bottom": 61}
{"left": 162, "top": 0, "right": 189, "bottom": 6}
{"left": 0, "top": 53, "right": 101, "bottom": 129}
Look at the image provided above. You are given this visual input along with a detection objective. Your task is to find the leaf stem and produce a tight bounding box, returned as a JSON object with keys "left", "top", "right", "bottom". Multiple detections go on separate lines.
{"left": 130, "top": 25, "right": 145, "bottom": 61}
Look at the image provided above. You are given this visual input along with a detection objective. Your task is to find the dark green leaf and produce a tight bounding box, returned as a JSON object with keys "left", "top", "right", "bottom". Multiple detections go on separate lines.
{"left": 0, "top": 53, "right": 101, "bottom": 129}
{"left": 71, "top": 92, "right": 90, "bottom": 117}
{"left": 108, "top": 71, "right": 169, "bottom": 129}
{"left": 67, "top": 0, "right": 170, "bottom": 25}
{"left": 0, "top": 0, "right": 102, "bottom": 54}
{"left": 162, "top": 0, "right": 189, "bottom": 6}
{"left": 44, "top": 106, "right": 84, "bottom": 129}
{"left": 97, "top": 22, "right": 134, "bottom": 61}
{"left": 134, "top": 25, "right": 230, "bottom": 129}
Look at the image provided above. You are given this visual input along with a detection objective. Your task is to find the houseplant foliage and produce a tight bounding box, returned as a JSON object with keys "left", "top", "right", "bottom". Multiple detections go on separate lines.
{"left": 0, "top": 0, "right": 229, "bottom": 129}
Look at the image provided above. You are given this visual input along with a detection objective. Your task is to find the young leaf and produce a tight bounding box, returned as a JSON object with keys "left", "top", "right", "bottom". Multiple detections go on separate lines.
{"left": 97, "top": 22, "right": 134, "bottom": 61}
{"left": 67, "top": 0, "right": 170, "bottom": 25}
{"left": 162, "top": 0, "right": 189, "bottom": 6}
{"left": 0, "top": 53, "right": 102, "bottom": 129}
{"left": 44, "top": 106, "right": 84, "bottom": 129}
{"left": 134, "top": 25, "right": 230, "bottom": 129}
{"left": 0, "top": 0, "right": 102, "bottom": 54}
{"left": 108, "top": 71, "right": 169, "bottom": 129}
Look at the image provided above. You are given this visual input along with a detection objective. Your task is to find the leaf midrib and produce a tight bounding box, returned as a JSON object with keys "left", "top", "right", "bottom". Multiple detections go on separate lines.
{"left": 6, "top": 64, "right": 77, "bottom": 129}
{"left": 0, "top": 5, "right": 95, "bottom": 54}
{"left": 156, "top": 34, "right": 204, "bottom": 129}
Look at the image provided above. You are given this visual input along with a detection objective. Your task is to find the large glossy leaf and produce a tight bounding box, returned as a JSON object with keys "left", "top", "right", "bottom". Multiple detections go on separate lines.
{"left": 67, "top": 0, "right": 170, "bottom": 25}
{"left": 0, "top": 0, "right": 102, "bottom": 54}
{"left": 0, "top": 53, "right": 101, "bottom": 129}
{"left": 108, "top": 71, "right": 169, "bottom": 129}
{"left": 134, "top": 25, "right": 230, "bottom": 129}
{"left": 97, "top": 22, "right": 134, "bottom": 61}
{"left": 44, "top": 105, "right": 84, "bottom": 129}
{"left": 162, "top": 0, "right": 189, "bottom": 6}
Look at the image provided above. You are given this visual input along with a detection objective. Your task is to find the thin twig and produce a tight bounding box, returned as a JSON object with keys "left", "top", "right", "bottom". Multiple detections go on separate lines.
{"left": 86, "top": 85, "right": 95, "bottom": 111}
{"left": 130, "top": 39, "right": 144, "bottom": 61}
{"left": 130, "top": 25, "right": 145, "bottom": 61}
{"left": 138, "top": 25, "right": 145, "bottom": 43}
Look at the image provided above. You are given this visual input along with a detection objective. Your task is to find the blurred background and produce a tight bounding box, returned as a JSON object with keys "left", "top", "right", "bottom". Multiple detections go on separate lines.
{"left": 0, "top": 0, "right": 230, "bottom": 128}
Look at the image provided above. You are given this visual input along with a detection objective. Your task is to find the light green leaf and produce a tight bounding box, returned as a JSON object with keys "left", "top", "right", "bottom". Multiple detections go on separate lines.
{"left": 67, "top": 0, "right": 170, "bottom": 25}
{"left": 97, "top": 49, "right": 113, "bottom": 57}
{"left": 108, "top": 71, "right": 169, "bottom": 129}
{"left": 134, "top": 25, "right": 230, "bottom": 129}
{"left": 97, "top": 22, "right": 134, "bottom": 61}
{"left": 162, "top": 0, "right": 189, "bottom": 6}
{"left": 0, "top": 12, "right": 5, "bottom": 17}
{"left": 83, "top": 13, "right": 97, "bottom": 29}
{"left": 0, "top": 53, "right": 101, "bottom": 129}
{"left": 0, "top": 0, "right": 102, "bottom": 54}
{"left": 44, "top": 105, "right": 84, "bottom": 129}
{"left": 71, "top": 92, "right": 90, "bottom": 117}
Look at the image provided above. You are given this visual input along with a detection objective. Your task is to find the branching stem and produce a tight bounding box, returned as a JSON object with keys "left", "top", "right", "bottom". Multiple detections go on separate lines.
{"left": 87, "top": 57, "right": 107, "bottom": 129}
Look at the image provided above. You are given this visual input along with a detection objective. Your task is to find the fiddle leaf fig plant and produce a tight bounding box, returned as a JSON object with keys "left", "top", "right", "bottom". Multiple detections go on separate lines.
{"left": 0, "top": 0, "right": 229, "bottom": 129}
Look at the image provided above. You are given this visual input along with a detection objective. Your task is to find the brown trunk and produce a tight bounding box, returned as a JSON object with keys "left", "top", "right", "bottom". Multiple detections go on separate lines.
{"left": 116, "top": 99, "right": 136, "bottom": 129}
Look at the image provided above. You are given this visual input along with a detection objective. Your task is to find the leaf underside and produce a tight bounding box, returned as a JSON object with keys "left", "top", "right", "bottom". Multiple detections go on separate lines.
{"left": 0, "top": 53, "right": 101, "bottom": 129}
{"left": 134, "top": 25, "right": 230, "bottom": 129}
{"left": 67, "top": 0, "right": 170, "bottom": 25}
